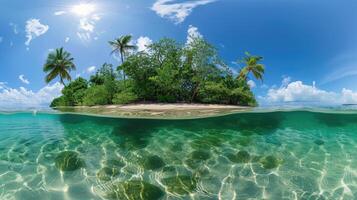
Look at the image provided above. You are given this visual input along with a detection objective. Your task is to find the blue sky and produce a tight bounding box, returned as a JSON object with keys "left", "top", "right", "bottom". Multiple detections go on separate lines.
{"left": 1, "top": 0, "right": 357, "bottom": 108}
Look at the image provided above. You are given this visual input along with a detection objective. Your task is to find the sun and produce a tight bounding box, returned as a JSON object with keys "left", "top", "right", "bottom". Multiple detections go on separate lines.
{"left": 71, "top": 3, "right": 96, "bottom": 16}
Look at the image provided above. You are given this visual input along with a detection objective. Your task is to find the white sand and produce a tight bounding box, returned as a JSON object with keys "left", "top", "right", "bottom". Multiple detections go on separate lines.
{"left": 116, "top": 103, "right": 247, "bottom": 110}
{"left": 59, "top": 103, "right": 251, "bottom": 119}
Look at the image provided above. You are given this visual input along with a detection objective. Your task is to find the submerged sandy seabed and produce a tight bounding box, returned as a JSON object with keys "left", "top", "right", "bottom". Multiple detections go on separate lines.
{"left": 54, "top": 103, "right": 252, "bottom": 119}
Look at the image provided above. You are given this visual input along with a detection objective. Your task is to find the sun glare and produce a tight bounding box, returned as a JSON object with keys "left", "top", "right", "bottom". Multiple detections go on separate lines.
{"left": 71, "top": 3, "right": 96, "bottom": 16}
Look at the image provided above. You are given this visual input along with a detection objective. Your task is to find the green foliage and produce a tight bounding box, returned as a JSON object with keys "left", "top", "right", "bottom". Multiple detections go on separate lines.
{"left": 112, "top": 91, "right": 138, "bottom": 104}
{"left": 61, "top": 77, "right": 88, "bottom": 106}
{"left": 49, "top": 77, "right": 88, "bottom": 107}
{"left": 49, "top": 36, "right": 262, "bottom": 107}
{"left": 238, "top": 52, "right": 265, "bottom": 81}
{"left": 182, "top": 38, "right": 224, "bottom": 102}
{"left": 230, "top": 87, "right": 257, "bottom": 106}
{"left": 109, "top": 35, "right": 137, "bottom": 83}
{"left": 149, "top": 39, "right": 182, "bottom": 102}
{"left": 120, "top": 37, "right": 260, "bottom": 106}
{"left": 109, "top": 35, "right": 137, "bottom": 63}
{"left": 43, "top": 48, "right": 75, "bottom": 85}
{"left": 120, "top": 52, "right": 157, "bottom": 100}
{"left": 50, "top": 96, "right": 67, "bottom": 107}
{"left": 89, "top": 63, "right": 116, "bottom": 86}
{"left": 89, "top": 63, "right": 119, "bottom": 104}
{"left": 198, "top": 81, "right": 230, "bottom": 104}
{"left": 83, "top": 85, "right": 110, "bottom": 106}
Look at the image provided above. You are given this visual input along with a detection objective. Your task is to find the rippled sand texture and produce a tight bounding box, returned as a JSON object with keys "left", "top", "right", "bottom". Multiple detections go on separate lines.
{"left": 0, "top": 111, "right": 357, "bottom": 199}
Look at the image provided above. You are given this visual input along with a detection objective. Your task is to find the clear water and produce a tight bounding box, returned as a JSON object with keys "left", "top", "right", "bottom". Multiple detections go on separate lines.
{"left": 0, "top": 111, "right": 357, "bottom": 200}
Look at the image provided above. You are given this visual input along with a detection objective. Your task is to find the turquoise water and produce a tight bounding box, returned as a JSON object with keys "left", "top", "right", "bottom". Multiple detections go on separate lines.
{"left": 0, "top": 111, "right": 357, "bottom": 200}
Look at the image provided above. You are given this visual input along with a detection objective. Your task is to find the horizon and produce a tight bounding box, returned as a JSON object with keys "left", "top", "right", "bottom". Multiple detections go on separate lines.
{"left": 1, "top": 0, "right": 357, "bottom": 108}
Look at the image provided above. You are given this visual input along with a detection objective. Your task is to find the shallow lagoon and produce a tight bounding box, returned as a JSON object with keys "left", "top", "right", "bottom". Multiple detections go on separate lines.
{"left": 0, "top": 111, "right": 356, "bottom": 199}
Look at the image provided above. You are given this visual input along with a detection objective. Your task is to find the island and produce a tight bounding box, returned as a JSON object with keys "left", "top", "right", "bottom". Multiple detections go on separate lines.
{"left": 45, "top": 35, "right": 264, "bottom": 118}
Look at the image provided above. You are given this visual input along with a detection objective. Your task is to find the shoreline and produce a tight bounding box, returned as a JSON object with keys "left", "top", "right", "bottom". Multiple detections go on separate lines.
{"left": 54, "top": 103, "right": 252, "bottom": 119}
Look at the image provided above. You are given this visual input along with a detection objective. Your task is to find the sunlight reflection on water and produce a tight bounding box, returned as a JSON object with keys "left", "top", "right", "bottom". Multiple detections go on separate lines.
{"left": 0, "top": 111, "right": 356, "bottom": 199}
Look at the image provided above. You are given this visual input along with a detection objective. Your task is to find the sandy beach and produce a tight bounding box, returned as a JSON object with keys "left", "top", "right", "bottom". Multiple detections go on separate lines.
{"left": 55, "top": 103, "right": 251, "bottom": 119}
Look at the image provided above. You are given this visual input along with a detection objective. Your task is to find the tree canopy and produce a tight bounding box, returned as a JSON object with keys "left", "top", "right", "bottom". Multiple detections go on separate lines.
{"left": 109, "top": 35, "right": 137, "bottom": 83}
{"left": 50, "top": 37, "right": 263, "bottom": 107}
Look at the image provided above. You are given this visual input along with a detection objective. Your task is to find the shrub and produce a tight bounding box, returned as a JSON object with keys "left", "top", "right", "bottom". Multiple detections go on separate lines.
{"left": 198, "top": 82, "right": 230, "bottom": 104}
{"left": 50, "top": 96, "right": 68, "bottom": 107}
{"left": 112, "top": 91, "right": 138, "bottom": 104}
{"left": 83, "top": 85, "right": 110, "bottom": 106}
{"left": 61, "top": 77, "right": 88, "bottom": 106}
{"left": 229, "top": 87, "right": 257, "bottom": 106}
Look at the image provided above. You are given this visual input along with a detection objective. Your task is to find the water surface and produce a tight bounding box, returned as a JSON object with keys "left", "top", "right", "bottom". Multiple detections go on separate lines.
{"left": 0, "top": 111, "right": 356, "bottom": 199}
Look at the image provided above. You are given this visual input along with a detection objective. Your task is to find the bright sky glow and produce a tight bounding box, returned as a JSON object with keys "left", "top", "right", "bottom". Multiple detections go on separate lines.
{"left": 71, "top": 3, "right": 96, "bottom": 16}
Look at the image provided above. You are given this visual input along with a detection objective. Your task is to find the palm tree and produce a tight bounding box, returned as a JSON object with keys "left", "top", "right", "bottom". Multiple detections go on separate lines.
{"left": 238, "top": 52, "right": 265, "bottom": 81}
{"left": 43, "top": 48, "right": 76, "bottom": 86}
{"left": 108, "top": 35, "right": 137, "bottom": 82}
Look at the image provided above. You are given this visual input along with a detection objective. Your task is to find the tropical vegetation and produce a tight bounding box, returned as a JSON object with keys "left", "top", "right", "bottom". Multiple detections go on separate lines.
{"left": 43, "top": 48, "right": 76, "bottom": 85}
{"left": 47, "top": 35, "right": 264, "bottom": 107}
{"left": 108, "top": 35, "right": 137, "bottom": 84}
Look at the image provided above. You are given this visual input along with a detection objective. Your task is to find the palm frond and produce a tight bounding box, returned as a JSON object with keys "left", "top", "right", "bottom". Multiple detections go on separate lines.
{"left": 121, "top": 35, "right": 132, "bottom": 44}
{"left": 45, "top": 69, "right": 59, "bottom": 83}
{"left": 43, "top": 47, "right": 75, "bottom": 85}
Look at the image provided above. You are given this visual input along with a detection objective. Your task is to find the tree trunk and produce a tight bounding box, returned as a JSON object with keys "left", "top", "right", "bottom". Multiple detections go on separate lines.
{"left": 60, "top": 78, "right": 66, "bottom": 87}
{"left": 191, "top": 82, "right": 200, "bottom": 103}
{"left": 120, "top": 51, "right": 126, "bottom": 86}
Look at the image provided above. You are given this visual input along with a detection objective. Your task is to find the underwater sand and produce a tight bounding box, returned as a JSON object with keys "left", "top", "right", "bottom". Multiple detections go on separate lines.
{"left": 0, "top": 111, "right": 356, "bottom": 199}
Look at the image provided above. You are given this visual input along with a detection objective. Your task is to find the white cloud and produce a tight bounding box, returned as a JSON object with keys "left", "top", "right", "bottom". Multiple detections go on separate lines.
{"left": 320, "top": 53, "right": 357, "bottom": 85}
{"left": 65, "top": 37, "right": 70, "bottom": 43}
{"left": 0, "top": 82, "right": 7, "bottom": 90}
{"left": 136, "top": 36, "right": 153, "bottom": 52}
{"left": 9, "top": 22, "right": 18, "bottom": 34}
{"left": 71, "top": 3, "right": 95, "bottom": 16}
{"left": 54, "top": 11, "right": 66, "bottom": 16}
{"left": 152, "top": 0, "right": 216, "bottom": 24}
{"left": 79, "top": 18, "right": 95, "bottom": 32}
{"left": 54, "top": 6, "right": 100, "bottom": 42}
{"left": 92, "top": 14, "right": 101, "bottom": 21}
{"left": 247, "top": 80, "right": 256, "bottom": 89}
{"left": 186, "top": 25, "right": 203, "bottom": 45}
{"left": 86, "top": 66, "right": 96, "bottom": 73}
{"left": 19, "top": 75, "right": 30, "bottom": 85}
{"left": 322, "top": 67, "right": 357, "bottom": 85}
{"left": 262, "top": 80, "right": 357, "bottom": 105}
{"left": 77, "top": 32, "right": 90, "bottom": 41}
{"left": 77, "top": 14, "right": 101, "bottom": 41}
{"left": 25, "top": 19, "right": 49, "bottom": 46}
{"left": 281, "top": 76, "right": 291, "bottom": 87}
{"left": 0, "top": 82, "right": 63, "bottom": 109}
